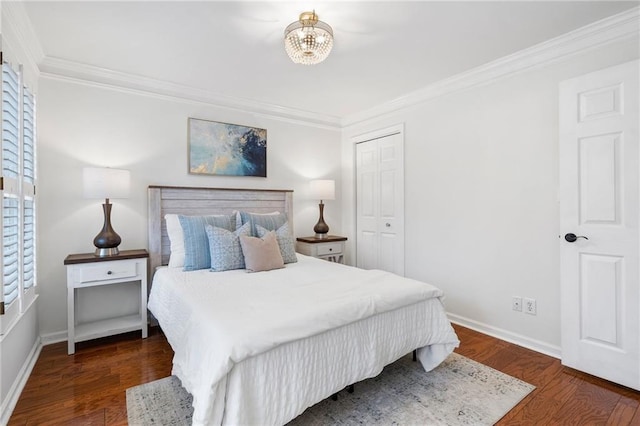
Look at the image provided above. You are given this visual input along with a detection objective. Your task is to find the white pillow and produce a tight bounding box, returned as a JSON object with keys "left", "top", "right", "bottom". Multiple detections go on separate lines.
{"left": 165, "top": 214, "right": 185, "bottom": 268}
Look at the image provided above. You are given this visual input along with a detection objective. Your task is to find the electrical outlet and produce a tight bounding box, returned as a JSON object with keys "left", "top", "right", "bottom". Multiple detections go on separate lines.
{"left": 524, "top": 297, "right": 537, "bottom": 315}
{"left": 512, "top": 296, "right": 522, "bottom": 312}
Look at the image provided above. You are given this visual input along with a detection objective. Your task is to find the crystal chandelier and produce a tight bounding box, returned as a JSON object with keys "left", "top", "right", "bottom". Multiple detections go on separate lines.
{"left": 284, "top": 11, "right": 334, "bottom": 65}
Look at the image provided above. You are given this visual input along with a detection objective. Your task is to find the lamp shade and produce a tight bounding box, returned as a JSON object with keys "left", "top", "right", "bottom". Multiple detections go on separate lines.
{"left": 310, "top": 179, "right": 335, "bottom": 201}
{"left": 83, "top": 167, "right": 130, "bottom": 199}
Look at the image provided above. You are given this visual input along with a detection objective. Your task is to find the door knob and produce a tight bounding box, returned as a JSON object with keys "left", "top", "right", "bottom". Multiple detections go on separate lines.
{"left": 564, "top": 233, "right": 588, "bottom": 243}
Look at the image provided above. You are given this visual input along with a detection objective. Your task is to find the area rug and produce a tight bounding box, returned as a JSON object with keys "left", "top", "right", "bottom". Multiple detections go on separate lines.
{"left": 126, "top": 352, "right": 535, "bottom": 425}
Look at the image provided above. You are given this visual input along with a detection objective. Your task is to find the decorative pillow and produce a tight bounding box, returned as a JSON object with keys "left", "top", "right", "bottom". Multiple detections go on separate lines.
{"left": 165, "top": 214, "right": 185, "bottom": 268}
{"left": 178, "top": 214, "right": 236, "bottom": 271}
{"left": 256, "top": 223, "right": 297, "bottom": 264}
{"left": 239, "top": 211, "right": 287, "bottom": 237}
{"left": 239, "top": 231, "right": 285, "bottom": 272}
{"left": 205, "top": 222, "right": 251, "bottom": 272}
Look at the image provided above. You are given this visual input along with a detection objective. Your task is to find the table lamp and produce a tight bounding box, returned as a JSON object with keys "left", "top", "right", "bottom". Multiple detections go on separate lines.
{"left": 310, "top": 179, "right": 335, "bottom": 239}
{"left": 83, "top": 167, "right": 130, "bottom": 256}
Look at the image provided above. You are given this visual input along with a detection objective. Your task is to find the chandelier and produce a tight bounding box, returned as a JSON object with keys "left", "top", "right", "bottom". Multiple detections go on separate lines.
{"left": 284, "top": 11, "right": 334, "bottom": 65}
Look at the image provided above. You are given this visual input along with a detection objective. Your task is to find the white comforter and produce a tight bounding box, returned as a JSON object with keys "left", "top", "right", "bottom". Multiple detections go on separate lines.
{"left": 148, "top": 255, "right": 459, "bottom": 425}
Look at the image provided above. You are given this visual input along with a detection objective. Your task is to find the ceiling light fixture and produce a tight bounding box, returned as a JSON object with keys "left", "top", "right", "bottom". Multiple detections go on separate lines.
{"left": 284, "top": 11, "right": 334, "bottom": 65}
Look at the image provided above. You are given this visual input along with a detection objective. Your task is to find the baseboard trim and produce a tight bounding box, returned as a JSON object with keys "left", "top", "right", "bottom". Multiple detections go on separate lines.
{"left": 40, "top": 330, "right": 68, "bottom": 346}
{"left": 448, "top": 312, "right": 561, "bottom": 359}
{"left": 0, "top": 336, "right": 42, "bottom": 425}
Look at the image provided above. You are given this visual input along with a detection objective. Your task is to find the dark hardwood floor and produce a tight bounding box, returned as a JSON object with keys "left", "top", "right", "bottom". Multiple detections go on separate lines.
{"left": 8, "top": 324, "right": 640, "bottom": 425}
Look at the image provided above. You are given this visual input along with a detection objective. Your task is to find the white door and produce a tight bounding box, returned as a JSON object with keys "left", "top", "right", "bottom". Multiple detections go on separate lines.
{"left": 356, "top": 132, "right": 404, "bottom": 275}
{"left": 559, "top": 60, "right": 639, "bottom": 390}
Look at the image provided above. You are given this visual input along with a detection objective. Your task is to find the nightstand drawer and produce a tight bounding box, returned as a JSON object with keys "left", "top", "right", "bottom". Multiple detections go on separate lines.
{"left": 79, "top": 262, "right": 138, "bottom": 283}
{"left": 296, "top": 236, "right": 347, "bottom": 264}
{"left": 316, "top": 243, "right": 343, "bottom": 256}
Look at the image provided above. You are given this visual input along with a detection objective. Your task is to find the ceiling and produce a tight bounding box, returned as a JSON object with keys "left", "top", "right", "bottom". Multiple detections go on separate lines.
{"left": 22, "top": 1, "right": 639, "bottom": 121}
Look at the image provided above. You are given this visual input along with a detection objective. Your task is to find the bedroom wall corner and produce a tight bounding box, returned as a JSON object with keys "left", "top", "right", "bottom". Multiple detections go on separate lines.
{"left": 340, "top": 35, "right": 640, "bottom": 351}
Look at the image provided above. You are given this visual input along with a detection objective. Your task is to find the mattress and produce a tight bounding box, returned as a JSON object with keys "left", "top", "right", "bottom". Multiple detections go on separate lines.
{"left": 148, "top": 254, "right": 459, "bottom": 425}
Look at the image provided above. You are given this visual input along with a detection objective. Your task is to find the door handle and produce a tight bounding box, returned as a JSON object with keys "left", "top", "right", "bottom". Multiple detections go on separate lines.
{"left": 564, "top": 233, "right": 589, "bottom": 243}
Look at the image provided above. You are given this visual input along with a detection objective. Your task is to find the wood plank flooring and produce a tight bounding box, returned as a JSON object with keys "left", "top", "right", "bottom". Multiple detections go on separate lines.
{"left": 8, "top": 324, "right": 640, "bottom": 425}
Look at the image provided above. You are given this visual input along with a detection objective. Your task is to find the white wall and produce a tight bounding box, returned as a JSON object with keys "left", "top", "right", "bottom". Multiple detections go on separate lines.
{"left": 37, "top": 77, "right": 342, "bottom": 337}
{"left": 342, "top": 37, "right": 639, "bottom": 354}
{"left": 0, "top": 298, "right": 39, "bottom": 423}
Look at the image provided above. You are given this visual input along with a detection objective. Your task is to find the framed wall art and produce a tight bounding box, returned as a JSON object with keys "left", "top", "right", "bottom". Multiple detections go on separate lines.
{"left": 188, "top": 118, "right": 267, "bottom": 177}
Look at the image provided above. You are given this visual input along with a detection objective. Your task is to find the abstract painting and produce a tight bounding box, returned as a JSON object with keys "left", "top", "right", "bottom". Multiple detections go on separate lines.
{"left": 188, "top": 118, "right": 267, "bottom": 177}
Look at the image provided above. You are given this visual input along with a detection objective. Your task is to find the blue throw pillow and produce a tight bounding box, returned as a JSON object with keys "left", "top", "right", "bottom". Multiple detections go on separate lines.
{"left": 239, "top": 211, "right": 287, "bottom": 236}
{"left": 205, "top": 222, "right": 251, "bottom": 271}
{"left": 256, "top": 223, "right": 297, "bottom": 264}
{"left": 178, "top": 214, "right": 236, "bottom": 271}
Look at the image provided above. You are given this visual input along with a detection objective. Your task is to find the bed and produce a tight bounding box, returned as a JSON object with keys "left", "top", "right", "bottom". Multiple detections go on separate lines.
{"left": 147, "top": 186, "right": 460, "bottom": 425}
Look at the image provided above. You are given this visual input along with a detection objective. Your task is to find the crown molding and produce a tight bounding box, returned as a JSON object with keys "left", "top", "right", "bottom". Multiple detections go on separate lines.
{"left": 342, "top": 6, "right": 640, "bottom": 128}
{"left": 39, "top": 57, "right": 342, "bottom": 130}
{"left": 17, "top": 5, "right": 640, "bottom": 130}
{"left": 2, "top": 1, "right": 44, "bottom": 80}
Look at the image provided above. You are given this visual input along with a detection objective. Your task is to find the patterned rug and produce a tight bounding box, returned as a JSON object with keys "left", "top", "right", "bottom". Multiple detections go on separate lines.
{"left": 126, "top": 352, "right": 534, "bottom": 425}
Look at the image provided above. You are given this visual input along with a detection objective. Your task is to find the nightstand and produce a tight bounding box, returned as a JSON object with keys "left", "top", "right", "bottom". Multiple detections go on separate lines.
{"left": 296, "top": 235, "right": 347, "bottom": 264}
{"left": 64, "top": 249, "right": 149, "bottom": 355}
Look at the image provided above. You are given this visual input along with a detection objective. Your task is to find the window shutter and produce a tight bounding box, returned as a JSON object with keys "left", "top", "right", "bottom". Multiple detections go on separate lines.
{"left": 22, "top": 87, "right": 36, "bottom": 293}
{"left": 1, "top": 58, "right": 37, "bottom": 328}
{"left": 23, "top": 199, "right": 34, "bottom": 290}
{"left": 23, "top": 90, "right": 35, "bottom": 185}
{"left": 3, "top": 196, "right": 19, "bottom": 305}
{"left": 2, "top": 61, "right": 21, "bottom": 312}
{"left": 2, "top": 63, "right": 19, "bottom": 180}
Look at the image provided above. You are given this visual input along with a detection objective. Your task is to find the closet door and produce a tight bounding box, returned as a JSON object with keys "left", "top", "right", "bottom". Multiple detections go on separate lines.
{"left": 356, "top": 132, "right": 404, "bottom": 275}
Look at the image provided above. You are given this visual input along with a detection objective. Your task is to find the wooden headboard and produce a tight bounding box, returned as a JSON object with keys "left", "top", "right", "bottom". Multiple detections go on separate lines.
{"left": 148, "top": 186, "right": 294, "bottom": 274}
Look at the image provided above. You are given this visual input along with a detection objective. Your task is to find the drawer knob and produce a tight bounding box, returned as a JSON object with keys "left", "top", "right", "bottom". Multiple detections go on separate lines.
{"left": 329, "top": 248, "right": 333, "bottom": 251}
{"left": 107, "top": 271, "right": 113, "bottom": 275}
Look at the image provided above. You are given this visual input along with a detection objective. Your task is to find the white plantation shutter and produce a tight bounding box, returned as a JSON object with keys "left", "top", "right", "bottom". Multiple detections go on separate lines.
{"left": 23, "top": 198, "right": 34, "bottom": 291}
{"left": 2, "top": 63, "right": 19, "bottom": 181}
{"left": 22, "top": 86, "right": 36, "bottom": 294}
{"left": 1, "top": 61, "right": 20, "bottom": 318}
{"left": 3, "top": 196, "right": 18, "bottom": 305}
{"left": 23, "top": 90, "right": 35, "bottom": 185}
{"left": 1, "top": 56, "right": 37, "bottom": 331}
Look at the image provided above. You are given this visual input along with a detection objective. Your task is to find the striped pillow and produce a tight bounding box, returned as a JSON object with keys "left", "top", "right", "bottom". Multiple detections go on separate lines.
{"left": 178, "top": 214, "right": 236, "bottom": 271}
{"left": 239, "top": 211, "right": 287, "bottom": 236}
